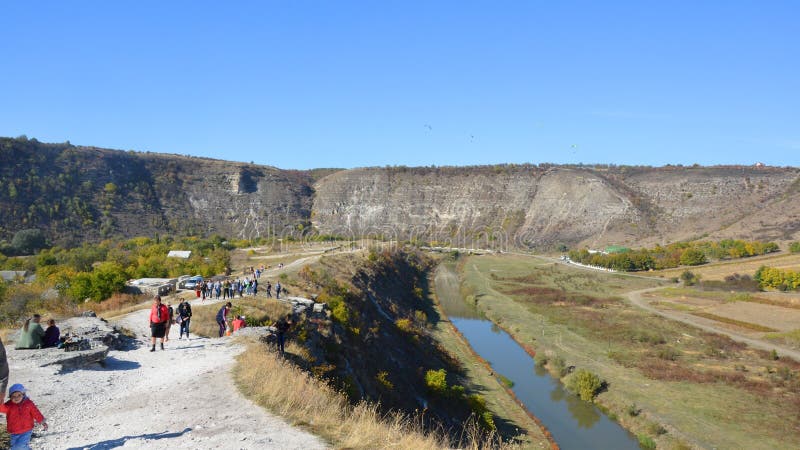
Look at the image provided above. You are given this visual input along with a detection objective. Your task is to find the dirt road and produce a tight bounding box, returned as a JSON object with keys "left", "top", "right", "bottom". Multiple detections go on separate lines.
{"left": 626, "top": 287, "right": 800, "bottom": 362}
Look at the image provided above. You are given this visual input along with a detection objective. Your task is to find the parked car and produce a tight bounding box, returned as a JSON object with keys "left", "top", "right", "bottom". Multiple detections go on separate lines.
{"left": 182, "top": 276, "right": 203, "bottom": 290}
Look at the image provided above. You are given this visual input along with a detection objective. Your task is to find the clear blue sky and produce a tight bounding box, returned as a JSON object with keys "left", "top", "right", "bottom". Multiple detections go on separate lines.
{"left": 1, "top": 1, "right": 798, "bottom": 169}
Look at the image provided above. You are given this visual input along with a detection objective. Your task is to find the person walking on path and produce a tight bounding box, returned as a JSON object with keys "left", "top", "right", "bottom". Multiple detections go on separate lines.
{"left": 265, "top": 281, "right": 272, "bottom": 298}
{"left": 0, "top": 383, "right": 48, "bottom": 450}
{"left": 274, "top": 314, "right": 293, "bottom": 355}
{"left": 275, "top": 282, "right": 282, "bottom": 300}
{"left": 216, "top": 302, "right": 232, "bottom": 338}
{"left": 177, "top": 299, "right": 192, "bottom": 339}
{"left": 164, "top": 303, "right": 174, "bottom": 342}
{"left": 149, "top": 296, "right": 170, "bottom": 351}
{"left": 15, "top": 315, "right": 45, "bottom": 350}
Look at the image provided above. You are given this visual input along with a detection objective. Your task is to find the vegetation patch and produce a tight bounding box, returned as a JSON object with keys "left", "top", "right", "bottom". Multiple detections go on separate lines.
{"left": 568, "top": 239, "right": 779, "bottom": 272}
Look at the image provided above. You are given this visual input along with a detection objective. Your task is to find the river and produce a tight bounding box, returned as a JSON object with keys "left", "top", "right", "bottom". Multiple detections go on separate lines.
{"left": 435, "top": 265, "right": 640, "bottom": 450}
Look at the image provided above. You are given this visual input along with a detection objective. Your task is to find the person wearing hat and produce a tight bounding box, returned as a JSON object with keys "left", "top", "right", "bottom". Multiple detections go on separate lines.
{"left": 0, "top": 383, "right": 48, "bottom": 449}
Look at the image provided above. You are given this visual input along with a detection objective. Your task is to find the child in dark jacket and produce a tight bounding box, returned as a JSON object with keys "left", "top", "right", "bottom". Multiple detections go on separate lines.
{"left": 0, "top": 383, "right": 48, "bottom": 449}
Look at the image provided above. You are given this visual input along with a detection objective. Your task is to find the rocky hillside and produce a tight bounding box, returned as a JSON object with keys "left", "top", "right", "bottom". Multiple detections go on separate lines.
{"left": 312, "top": 165, "right": 800, "bottom": 249}
{"left": 0, "top": 137, "right": 314, "bottom": 246}
{"left": 2, "top": 137, "right": 800, "bottom": 249}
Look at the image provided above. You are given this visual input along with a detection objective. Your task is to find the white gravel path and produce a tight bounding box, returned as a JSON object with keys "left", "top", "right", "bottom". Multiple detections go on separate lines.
{"left": 6, "top": 298, "right": 328, "bottom": 450}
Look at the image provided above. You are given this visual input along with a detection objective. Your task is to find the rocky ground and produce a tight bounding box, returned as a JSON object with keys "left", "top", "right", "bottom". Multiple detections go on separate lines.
{"left": 4, "top": 297, "right": 327, "bottom": 449}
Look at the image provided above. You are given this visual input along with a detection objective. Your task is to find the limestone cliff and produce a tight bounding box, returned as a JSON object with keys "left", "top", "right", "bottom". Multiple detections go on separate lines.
{"left": 3, "top": 137, "right": 800, "bottom": 249}
{"left": 312, "top": 165, "right": 800, "bottom": 249}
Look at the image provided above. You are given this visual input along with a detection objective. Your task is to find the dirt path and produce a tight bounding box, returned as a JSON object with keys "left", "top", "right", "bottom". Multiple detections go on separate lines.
{"left": 626, "top": 287, "right": 800, "bottom": 362}
{"left": 7, "top": 296, "right": 328, "bottom": 450}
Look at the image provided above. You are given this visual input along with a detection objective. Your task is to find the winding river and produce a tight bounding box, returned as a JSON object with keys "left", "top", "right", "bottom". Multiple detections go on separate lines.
{"left": 435, "top": 265, "right": 640, "bottom": 450}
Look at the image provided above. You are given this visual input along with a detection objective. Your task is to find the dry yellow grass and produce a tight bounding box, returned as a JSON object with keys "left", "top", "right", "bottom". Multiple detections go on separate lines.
{"left": 189, "top": 297, "right": 292, "bottom": 337}
{"left": 652, "top": 251, "right": 800, "bottom": 281}
{"left": 234, "top": 342, "right": 520, "bottom": 450}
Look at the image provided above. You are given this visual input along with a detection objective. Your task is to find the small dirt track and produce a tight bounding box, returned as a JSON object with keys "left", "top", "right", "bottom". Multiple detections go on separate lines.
{"left": 626, "top": 287, "right": 800, "bottom": 362}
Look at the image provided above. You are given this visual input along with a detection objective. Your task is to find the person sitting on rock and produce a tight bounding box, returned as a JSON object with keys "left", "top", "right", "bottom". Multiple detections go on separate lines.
{"left": 43, "top": 319, "right": 60, "bottom": 348}
{"left": 15, "top": 315, "right": 44, "bottom": 350}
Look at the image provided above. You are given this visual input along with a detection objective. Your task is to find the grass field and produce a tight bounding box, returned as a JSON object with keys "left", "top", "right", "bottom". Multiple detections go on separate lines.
{"left": 458, "top": 254, "right": 800, "bottom": 450}
{"left": 651, "top": 251, "right": 800, "bottom": 281}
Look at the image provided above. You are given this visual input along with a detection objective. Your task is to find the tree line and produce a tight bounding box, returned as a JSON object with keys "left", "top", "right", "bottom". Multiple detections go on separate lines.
{"left": 568, "top": 239, "right": 780, "bottom": 272}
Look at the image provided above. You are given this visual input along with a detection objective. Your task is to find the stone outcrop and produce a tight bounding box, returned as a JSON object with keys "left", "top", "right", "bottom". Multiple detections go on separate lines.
{"left": 7, "top": 317, "right": 123, "bottom": 372}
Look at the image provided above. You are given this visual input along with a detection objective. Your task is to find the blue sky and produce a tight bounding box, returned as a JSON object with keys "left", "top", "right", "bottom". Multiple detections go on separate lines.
{"left": 1, "top": 1, "right": 798, "bottom": 169}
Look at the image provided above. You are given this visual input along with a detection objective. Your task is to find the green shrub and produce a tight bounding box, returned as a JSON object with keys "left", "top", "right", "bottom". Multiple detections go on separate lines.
{"left": 627, "top": 403, "right": 641, "bottom": 417}
{"left": 637, "top": 434, "right": 656, "bottom": 449}
{"left": 425, "top": 369, "right": 447, "bottom": 394}
{"left": 789, "top": 242, "right": 800, "bottom": 253}
{"left": 567, "top": 369, "right": 603, "bottom": 402}
{"left": 376, "top": 371, "right": 394, "bottom": 390}
{"left": 395, "top": 318, "right": 414, "bottom": 333}
{"left": 548, "top": 355, "right": 567, "bottom": 377}
{"left": 467, "top": 394, "right": 496, "bottom": 431}
{"left": 657, "top": 347, "right": 680, "bottom": 361}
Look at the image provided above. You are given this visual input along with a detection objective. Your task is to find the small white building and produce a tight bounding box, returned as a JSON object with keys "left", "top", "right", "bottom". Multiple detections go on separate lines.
{"left": 167, "top": 250, "right": 192, "bottom": 259}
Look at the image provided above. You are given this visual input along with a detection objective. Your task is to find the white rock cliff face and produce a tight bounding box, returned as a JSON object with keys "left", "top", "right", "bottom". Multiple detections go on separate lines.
{"left": 311, "top": 166, "right": 800, "bottom": 249}
{"left": 311, "top": 167, "right": 642, "bottom": 249}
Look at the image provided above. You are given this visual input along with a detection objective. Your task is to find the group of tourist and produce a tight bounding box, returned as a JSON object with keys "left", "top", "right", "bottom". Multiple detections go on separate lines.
{"left": 149, "top": 296, "right": 193, "bottom": 351}
{"left": 196, "top": 277, "right": 266, "bottom": 300}
{"left": 14, "top": 315, "right": 61, "bottom": 350}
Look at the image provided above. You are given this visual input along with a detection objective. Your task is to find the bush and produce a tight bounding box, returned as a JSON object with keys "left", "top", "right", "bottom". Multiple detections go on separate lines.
{"left": 637, "top": 434, "right": 656, "bottom": 449}
{"left": 567, "top": 369, "right": 603, "bottom": 402}
{"left": 376, "top": 371, "right": 394, "bottom": 390}
{"left": 790, "top": 242, "right": 800, "bottom": 253}
{"left": 424, "top": 369, "right": 447, "bottom": 394}
{"left": 657, "top": 347, "right": 680, "bottom": 361}
{"left": 680, "top": 248, "right": 707, "bottom": 266}
{"left": 627, "top": 403, "right": 641, "bottom": 417}
{"left": 11, "top": 229, "right": 47, "bottom": 255}
{"left": 680, "top": 270, "right": 699, "bottom": 286}
{"left": 395, "top": 318, "right": 414, "bottom": 333}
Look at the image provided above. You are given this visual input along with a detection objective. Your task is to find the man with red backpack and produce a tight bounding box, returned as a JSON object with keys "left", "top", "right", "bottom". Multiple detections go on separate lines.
{"left": 149, "top": 295, "right": 170, "bottom": 352}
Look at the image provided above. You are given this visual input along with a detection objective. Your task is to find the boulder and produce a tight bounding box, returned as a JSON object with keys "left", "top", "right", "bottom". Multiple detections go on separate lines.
{"left": 7, "top": 316, "right": 123, "bottom": 371}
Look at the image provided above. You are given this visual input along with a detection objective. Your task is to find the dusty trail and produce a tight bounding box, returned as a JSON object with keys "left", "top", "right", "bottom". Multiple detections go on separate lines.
{"left": 6, "top": 296, "right": 328, "bottom": 450}
{"left": 626, "top": 287, "right": 800, "bottom": 362}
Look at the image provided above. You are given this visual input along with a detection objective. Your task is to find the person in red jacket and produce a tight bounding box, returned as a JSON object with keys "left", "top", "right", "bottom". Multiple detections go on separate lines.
{"left": 232, "top": 315, "right": 246, "bottom": 332}
{"left": 0, "top": 383, "right": 47, "bottom": 449}
{"left": 149, "top": 295, "right": 170, "bottom": 352}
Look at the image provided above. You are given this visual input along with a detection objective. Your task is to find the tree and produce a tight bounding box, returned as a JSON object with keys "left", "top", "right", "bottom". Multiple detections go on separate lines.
{"left": 10, "top": 229, "right": 47, "bottom": 255}
{"left": 679, "top": 248, "right": 707, "bottom": 266}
